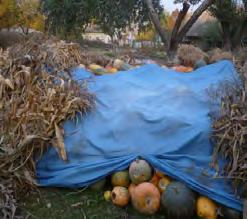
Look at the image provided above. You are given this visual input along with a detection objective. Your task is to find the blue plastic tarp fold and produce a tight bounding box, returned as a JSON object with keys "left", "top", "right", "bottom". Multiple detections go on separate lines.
{"left": 36, "top": 60, "right": 243, "bottom": 211}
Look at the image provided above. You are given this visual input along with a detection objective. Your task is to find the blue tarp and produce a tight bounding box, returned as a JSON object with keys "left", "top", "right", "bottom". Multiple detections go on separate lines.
{"left": 36, "top": 60, "right": 243, "bottom": 211}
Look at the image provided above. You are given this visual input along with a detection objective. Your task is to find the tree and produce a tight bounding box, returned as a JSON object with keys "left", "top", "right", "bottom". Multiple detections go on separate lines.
{"left": 44, "top": 0, "right": 215, "bottom": 56}
{"left": 0, "top": 0, "right": 45, "bottom": 33}
{"left": 0, "top": 0, "right": 18, "bottom": 30}
{"left": 136, "top": 28, "right": 156, "bottom": 41}
{"left": 145, "top": 0, "right": 215, "bottom": 56}
{"left": 43, "top": 0, "right": 163, "bottom": 40}
{"left": 209, "top": 0, "right": 247, "bottom": 50}
{"left": 166, "top": 9, "right": 180, "bottom": 32}
{"left": 17, "top": 0, "right": 45, "bottom": 34}
{"left": 43, "top": 0, "right": 97, "bottom": 38}
{"left": 95, "top": 0, "right": 163, "bottom": 40}
{"left": 243, "top": 0, "right": 247, "bottom": 11}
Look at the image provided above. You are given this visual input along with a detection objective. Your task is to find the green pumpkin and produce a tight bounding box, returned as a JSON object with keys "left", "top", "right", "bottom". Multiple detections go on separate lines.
{"left": 161, "top": 181, "right": 196, "bottom": 219}
{"left": 220, "top": 206, "right": 241, "bottom": 219}
{"left": 90, "top": 178, "right": 106, "bottom": 191}
{"left": 119, "top": 63, "right": 132, "bottom": 71}
{"left": 129, "top": 159, "right": 152, "bottom": 185}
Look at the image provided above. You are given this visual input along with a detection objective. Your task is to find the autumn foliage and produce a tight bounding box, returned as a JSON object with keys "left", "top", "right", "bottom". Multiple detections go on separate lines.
{"left": 0, "top": 0, "right": 45, "bottom": 33}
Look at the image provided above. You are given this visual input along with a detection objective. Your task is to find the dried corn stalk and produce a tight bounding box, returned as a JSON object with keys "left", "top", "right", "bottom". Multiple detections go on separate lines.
{"left": 177, "top": 44, "right": 208, "bottom": 67}
{"left": 208, "top": 48, "right": 233, "bottom": 64}
{"left": 0, "top": 36, "right": 94, "bottom": 218}
{"left": 212, "top": 86, "right": 247, "bottom": 192}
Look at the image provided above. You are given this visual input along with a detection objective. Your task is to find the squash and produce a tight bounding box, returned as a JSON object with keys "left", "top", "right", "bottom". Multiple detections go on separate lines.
{"left": 88, "top": 64, "right": 102, "bottom": 70}
{"left": 149, "top": 174, "right": 160, "bottom": 187}
{"left": 129, "top": 159, "right": 152, "bottom": 184}
{"left": 131, "top": 182, "right": 160, "bottom": 215}
{"left": 157, "top": 177, "right": 171, "bottom": 193}
{"left": 161, "top": 181, "right": 196, "bottom": 219}
{"left": 90, "top": 178, "right": 106, "bottom": 191}
{"left": 196, "top": 196, "right": 218, "bottom": 219}
{"left": 111, "top": 171, "right": 130, "bottom": 187}
{"left": 113, "top": 59, "right": 132, "bottom": 70}
{"left": 220, "top": 206, "right": 241, "bottom": 219}
{"left": 194, "top": 59, "right": 207, "bottom": 69}
{"left": 113, "top": 59, "right": 124, "bottom": 69}
{"left": 120, "top": 62, "right": 132, "bottom": 71}
{"left": 105, "top": 66, "right": 118, "bottom": 73}
{"left": 104, "top": 191, "right": 112, "bottom": 201}
{"left": 88, "top": 64, "right": 107, "bottom": 75}
{"left": 111, "top": 186, "right": 130, "bottom": 207}
{"left": 172, "top": 65, "right": 194, "bottom": 73}
{"left": 128, "top": 183, "right": 136, "bottom": 198}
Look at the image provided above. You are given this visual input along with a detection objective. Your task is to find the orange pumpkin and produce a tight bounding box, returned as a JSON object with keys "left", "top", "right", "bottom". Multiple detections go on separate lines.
{"left": 111, "top": 186, "right": 130, "bottom": 207}
{"left": 149, "top": 174, "right": 159, "bottom": 187}
{"left": 105, "top": 66, "right": 118, "bottom": 73}
{"left": 111, "top": 171, "right": 130, "bottom": 187}
{"left": 172, "top": 65, "right": 194, "bottom": 73}
{"left": 158, "top": 177, "right": 171, "bottom": 193}
{"left": 128, "top": 183, "right": 136, "bottom": 198}
{"left": 131, "top": 182, "right": 161, "bottom": 215}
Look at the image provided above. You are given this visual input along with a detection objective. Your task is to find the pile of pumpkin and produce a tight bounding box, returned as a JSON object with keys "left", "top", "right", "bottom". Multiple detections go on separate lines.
{"left": 87, "top": 59, "right": 133, "bottom": 75}
{"left": 90, "top": 159, "right": 241, "bottom": 219}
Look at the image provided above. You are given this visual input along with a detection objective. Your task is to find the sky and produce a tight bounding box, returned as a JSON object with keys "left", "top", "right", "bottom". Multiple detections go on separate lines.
{"left": 161, "top": 0, "right": 198, "bottom": 12}
{"left": 161, "top": 0, "right": 181, "bottom": 11}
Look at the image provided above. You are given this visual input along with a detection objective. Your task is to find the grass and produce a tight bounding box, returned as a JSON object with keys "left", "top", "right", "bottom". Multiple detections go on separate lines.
{"left": 20, "top": 187, "right": 202, "bottom": 219}
{"left": 20, "top": 188, "right": 167, "bottom": 219}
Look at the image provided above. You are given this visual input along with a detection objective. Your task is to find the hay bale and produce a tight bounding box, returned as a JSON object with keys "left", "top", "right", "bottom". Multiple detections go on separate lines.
{"left": 177, "top": 44, "right": 208, "bottom": 67}
{"left": 208, "top": 48, "right": 233, "bottom": 63}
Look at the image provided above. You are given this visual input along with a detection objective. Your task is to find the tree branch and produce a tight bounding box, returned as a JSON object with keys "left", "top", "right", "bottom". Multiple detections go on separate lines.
{"left": 176, "top": 0, "right": 215, "bottom": 43}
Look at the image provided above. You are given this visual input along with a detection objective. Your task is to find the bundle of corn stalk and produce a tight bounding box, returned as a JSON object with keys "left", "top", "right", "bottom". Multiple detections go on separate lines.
{"left": 8, "top": 34, "right": 89, "bottom": 74}
{"left": 208, "top": 48, "right": 234, "bottom": 64}
{"left": 177, "top": 44, "right": 208, "bottom": 67}
{"left": 211, "top": 83, "right": 247, "bottom": 215}
{"left": 0, "top": 36, "right": 94, "bottom": 218}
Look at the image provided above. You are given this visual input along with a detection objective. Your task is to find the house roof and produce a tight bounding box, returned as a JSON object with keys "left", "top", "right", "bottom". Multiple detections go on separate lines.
{"left": 186, "top": 11, "right": 216, "bottom": 37}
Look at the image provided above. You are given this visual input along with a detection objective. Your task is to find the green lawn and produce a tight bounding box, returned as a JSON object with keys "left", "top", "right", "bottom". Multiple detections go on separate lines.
{"left": 20, "top": 188, "right": 167, "bottom": 219}
{"left": 20, "top": 187, "right": 202, "bottom": 219}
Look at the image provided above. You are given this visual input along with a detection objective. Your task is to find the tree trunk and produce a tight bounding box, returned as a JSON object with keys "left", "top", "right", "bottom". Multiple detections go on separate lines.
{"left": 175, "top": 0, "right": 215, "bottom": 46}
{"left": 144, "top": 0, "right": 168, "bottom": 49}
{"left": 168, "top": 1, "right": 190, "bottom": 56}
{"left": 221, "top": 21, "right": 232, "bottom": 50}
